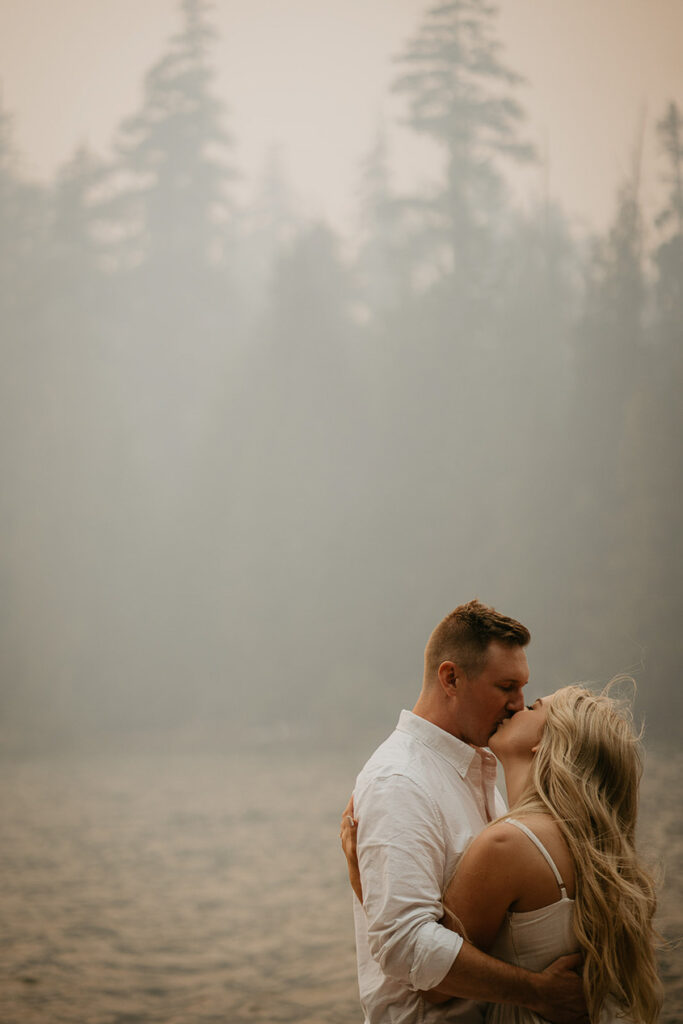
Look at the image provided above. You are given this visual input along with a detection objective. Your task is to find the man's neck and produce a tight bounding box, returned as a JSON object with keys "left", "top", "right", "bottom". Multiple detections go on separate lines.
{"left": 412, "top": 694, "right": 449, "bottom": 728}
{"left": 411, "top": 696, "right": 471, "bottom": 745}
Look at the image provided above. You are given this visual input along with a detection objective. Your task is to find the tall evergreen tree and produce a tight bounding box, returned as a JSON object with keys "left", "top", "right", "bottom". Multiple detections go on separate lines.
{"left": 393, "top": 0, "right": 534, "bottom": 282}
{"left": 565, "top": 133, "right": 658, "bottom": 690}
{"left": 644, "top": 102, "right": 683, "bottom": 730}
{"left": 0, "top": 99, "right": 44, "bottom": 731}
{"left": 46, "top": 146, "right": 109, "bottom": 318}
{"left": 0, "top": 111, "right": 116, "bottom": 746}
{"left": 653, "top": 101, "right": 683, "bottom": 331}
{"left": 96, "top": 0, "right": 243, "bottom": 499}
{"left": 578, "top": 125, "right": 647, "bottom": 472}
{"left": 110, "top": 0, "right": 237, "bottom": 284}
{"left": 0, "top": 98, "right": 45, "bottom": 315}
{"left": 240, "top": 145, "right": 298, "bottom": 310}
{"left": 355, "top": 124, "right": 409, "bottom": 315}
{"left": 204, "top": 222, "right": 371, "bottom": 724}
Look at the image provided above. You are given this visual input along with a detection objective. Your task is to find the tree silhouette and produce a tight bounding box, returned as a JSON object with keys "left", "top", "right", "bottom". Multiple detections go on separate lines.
{"left": 209, "top": 221, "right": 372, "bottom": 723}
{"left": 111, "top": 0, "right": 237, "bottom": 285}
{"left": 240, "top": 145, "right": 299, "bottom": 312}
{"left": 44, "top": 145, "right": 111, "bottom": 320}
{"left": 653, "top": 102, "right": 683, "bottom": 330}
{"left": 563, "top": 122, "right": 679, "bottom": 711}
{"left": 0, "top": 97, "right": 46, "bottom": 317}
{"left": 355, "top": 124, "right": 410, "bottom": 316}
{"left": 578, "top": 124, "right": 647, "bottom": 472}
{"left": 393, "top": 0, "right": 534, "bottom": 283}
{"left": 644, "top": 102, "right": 683, "bottom": 728}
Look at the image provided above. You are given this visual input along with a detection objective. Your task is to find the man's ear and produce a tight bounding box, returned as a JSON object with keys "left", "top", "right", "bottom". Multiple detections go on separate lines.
{"left": 437, "top": 661, "right": 460, "bottom": 695}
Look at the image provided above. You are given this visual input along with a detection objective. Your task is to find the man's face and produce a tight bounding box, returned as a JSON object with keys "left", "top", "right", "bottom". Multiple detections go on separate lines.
{"left": 489, "top": 692, "right": 555, "bottom": 759}
{"left": 448, "top": 641, "right": 529, "bottom": 747}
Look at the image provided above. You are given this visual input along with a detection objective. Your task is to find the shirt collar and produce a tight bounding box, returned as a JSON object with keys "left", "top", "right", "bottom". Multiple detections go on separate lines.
{"left": 396, "top": 708, "right": 484, "bottom": 778}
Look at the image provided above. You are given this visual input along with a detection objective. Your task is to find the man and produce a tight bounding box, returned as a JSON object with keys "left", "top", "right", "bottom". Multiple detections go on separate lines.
{"left": 343, "top": 600, "right": 587, "bottom": 1024}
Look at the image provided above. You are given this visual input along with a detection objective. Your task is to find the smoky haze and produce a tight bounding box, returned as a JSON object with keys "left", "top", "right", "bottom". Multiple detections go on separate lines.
{"left": 1, "top": 0, "right": 681, "bottom": 756}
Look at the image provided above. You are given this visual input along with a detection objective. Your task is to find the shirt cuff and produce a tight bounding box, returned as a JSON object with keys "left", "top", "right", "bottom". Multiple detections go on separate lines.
{"left": 409, "top": 922, "right": 464, "bottom": 991}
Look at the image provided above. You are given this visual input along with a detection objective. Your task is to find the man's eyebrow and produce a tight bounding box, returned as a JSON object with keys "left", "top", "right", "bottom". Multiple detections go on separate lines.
{"left": 536, "top": 698, "right": 543, "bottom": 707}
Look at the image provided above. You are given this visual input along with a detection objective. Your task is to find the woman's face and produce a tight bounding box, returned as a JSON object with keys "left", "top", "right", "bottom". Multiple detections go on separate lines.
{"left": 488, "top": 692, "right": 556, "bottom": 759}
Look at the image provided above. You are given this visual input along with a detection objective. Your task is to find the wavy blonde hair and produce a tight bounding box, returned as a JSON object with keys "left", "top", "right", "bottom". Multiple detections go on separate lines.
{"left": 511, "top": 683, "right": 661, "bottom": 1024}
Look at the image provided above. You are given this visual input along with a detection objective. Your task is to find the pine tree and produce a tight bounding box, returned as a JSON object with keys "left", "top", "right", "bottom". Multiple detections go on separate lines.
{"left": 355, "top": 124, "right": 409, "bottom": 315}
{"left": 653, "top": 101, "right": 683, "bottom": 330}
{"left": 111, "top": 0, "right": 237, "bottom": 282}
{"left": 645, "top": 101, "right": 683, "bottom": 729}
{"left": 393, "top": 0, "right": 534, "bottom": 281}
{"left": 567, "top": 128, "right": 656, "bottom": 690}
{"left": 0, "top": 98, "right": 45, "bottom": 730}
{"left": 581, "top": 121, "right": 646, "bottom": 393}
{"left": 45, "top": 145, "right": 110, "bottom": 318}
{"left": 240, "top": 145, "right": 298, "bottom": 308}
{"left": 215, "top": 223, "right": 365, "bottom": 720}
{"left": 95, "top": 0, "right": 243, "bottom": 507}
{"left": 0, "top": 97, "right": 45, "bottom": 315}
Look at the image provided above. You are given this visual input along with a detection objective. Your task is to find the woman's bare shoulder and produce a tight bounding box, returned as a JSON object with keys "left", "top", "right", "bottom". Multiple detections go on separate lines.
{"left": 475, "top": 814, "right": 555, "bottom": 847}
{"left": 505, "top": 812, "right": 569, "bottom": 853}
{"left": 460, "top": 815, "right": 561, "bottom": 882}
{"left": 458, "top": 818, "right": 531, "bottom": 870}
{"left": 508, "top": 810, "right": 558, "bottom": 829}
{"left": 501, "top": 812, "right": 576, "bottom": 900}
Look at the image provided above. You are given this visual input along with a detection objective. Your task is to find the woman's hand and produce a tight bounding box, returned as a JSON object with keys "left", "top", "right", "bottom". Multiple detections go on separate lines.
{"left": 339, "top": 795, "right": 363, "bottom": 903}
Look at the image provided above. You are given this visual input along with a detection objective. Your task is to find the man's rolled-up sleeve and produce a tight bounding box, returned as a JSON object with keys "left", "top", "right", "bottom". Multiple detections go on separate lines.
{"left": 356, "top": 772, "right": 464, "bottom": 991}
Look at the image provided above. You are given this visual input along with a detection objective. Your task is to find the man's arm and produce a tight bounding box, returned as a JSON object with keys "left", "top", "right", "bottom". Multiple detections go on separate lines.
{"left": 354, "top": 773, "right": 464, "bottom": 992}
{"left": 344, "top": 793, "right": 587, "bottom": 1024}
{"left": 436, "top": 943, "right": 587, "bottom": 1024}
{"left": 428, "top": 824, "right": 587, "bottom": 1024}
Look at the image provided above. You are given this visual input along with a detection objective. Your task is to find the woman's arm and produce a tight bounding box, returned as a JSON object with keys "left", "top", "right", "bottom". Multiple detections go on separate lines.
{"left": 339, "top": 796, "right": 363, "bottom": 902}
{"left": 340, "top": 807, "right": 587, "bottom": 1022}
{"left": 441, "top": 821, "right": 524, "bottom": 952}
{"left": 418, "top": 822, "right": 524, "bottom": 1002}
{"left": 340, "top": 807, "right": 524, "bottom": 944}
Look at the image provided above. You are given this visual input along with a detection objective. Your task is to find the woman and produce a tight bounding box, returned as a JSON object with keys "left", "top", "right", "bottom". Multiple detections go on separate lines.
{"left": 341, "top": 685, "right": 661, "bottom": 1023}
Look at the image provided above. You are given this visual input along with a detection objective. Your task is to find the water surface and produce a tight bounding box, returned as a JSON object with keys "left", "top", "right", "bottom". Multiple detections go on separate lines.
{"left": 0, "top": 745, "right": 679, "bottom": 1022}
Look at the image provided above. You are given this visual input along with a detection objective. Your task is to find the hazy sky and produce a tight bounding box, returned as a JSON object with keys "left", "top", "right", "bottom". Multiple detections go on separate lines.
{"left": 1, "top": 0, "right": 682, "bottom": 234}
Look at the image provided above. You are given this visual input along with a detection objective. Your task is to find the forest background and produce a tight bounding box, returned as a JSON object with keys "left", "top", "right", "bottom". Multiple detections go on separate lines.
{"left": 1, "top": 0, "right": 682, "bottom": 754}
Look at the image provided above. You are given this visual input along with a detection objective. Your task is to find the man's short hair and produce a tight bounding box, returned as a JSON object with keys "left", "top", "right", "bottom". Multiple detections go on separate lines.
{"left": 425, "top": 599, "right": 530, "bottom": 679}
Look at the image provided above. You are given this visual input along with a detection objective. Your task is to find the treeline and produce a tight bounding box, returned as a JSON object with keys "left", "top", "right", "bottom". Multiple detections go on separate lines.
{"left": 1, "top": 0, "right": 681, "bottom": 750}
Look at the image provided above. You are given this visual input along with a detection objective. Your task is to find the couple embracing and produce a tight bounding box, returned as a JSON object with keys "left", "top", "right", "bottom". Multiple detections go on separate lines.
{"left": 340, "top": 600, "right": 660, "bottom": 1024}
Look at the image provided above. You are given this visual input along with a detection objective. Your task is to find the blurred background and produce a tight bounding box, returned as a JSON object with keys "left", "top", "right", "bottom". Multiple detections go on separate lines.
{"left": 0, "top": 1, "right": 681, "bottom": 1019}
{"left": 0, "top": 0, "right": 681, "bottom": 752}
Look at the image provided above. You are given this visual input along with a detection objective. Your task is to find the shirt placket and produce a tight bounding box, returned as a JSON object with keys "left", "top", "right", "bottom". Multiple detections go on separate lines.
{"left": 465, "top": 755, "right": 489, "bottom": 822}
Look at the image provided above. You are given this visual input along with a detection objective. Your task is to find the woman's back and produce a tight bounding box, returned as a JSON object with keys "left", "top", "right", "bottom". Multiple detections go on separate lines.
{"left": 488, "top": 818, "right": 577, "bottom": 971}
{"left": 442, "top": 810, "right": 575, "bottom": 953}
{"left": 481, "top": 818, "right": 623, "bottom": 1024}
{"left": 484, "top": 817, "right": 605, "bottom": 1024}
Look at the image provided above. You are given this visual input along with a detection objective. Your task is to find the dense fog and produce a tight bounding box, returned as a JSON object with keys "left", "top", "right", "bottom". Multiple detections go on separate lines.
{"left": 2, "top": 0, "right": 681, "bottom": 754}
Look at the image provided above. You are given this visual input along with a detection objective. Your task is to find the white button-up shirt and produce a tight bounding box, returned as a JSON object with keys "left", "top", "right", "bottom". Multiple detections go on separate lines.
{"left": 352, "top": 710, "right": 506, "bottom": 1024}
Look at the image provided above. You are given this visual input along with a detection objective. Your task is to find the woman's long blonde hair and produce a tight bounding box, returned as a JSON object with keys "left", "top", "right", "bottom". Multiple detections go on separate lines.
{"left": 511, "top": 683, "right": 661, "bottom": 1024}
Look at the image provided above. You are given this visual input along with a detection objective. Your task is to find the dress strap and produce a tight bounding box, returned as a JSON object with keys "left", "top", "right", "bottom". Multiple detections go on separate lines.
{"left": 504, "top": 818, "right": 568, "bottom": 898}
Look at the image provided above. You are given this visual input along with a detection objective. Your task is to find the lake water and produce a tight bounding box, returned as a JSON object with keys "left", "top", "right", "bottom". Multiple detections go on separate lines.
{"left": 0, "top": 743, "right": 680, "bottom": 1023}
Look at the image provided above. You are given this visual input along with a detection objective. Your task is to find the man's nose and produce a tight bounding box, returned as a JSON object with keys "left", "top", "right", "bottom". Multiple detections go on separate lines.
{"left": 507, "top": 691, "right": 525, "bottom": 713}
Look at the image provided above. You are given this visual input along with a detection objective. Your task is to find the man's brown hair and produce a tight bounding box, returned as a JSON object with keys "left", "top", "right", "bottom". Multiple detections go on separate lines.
{"left": 425, "top": 599, "right": 530, "bottom": 679}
